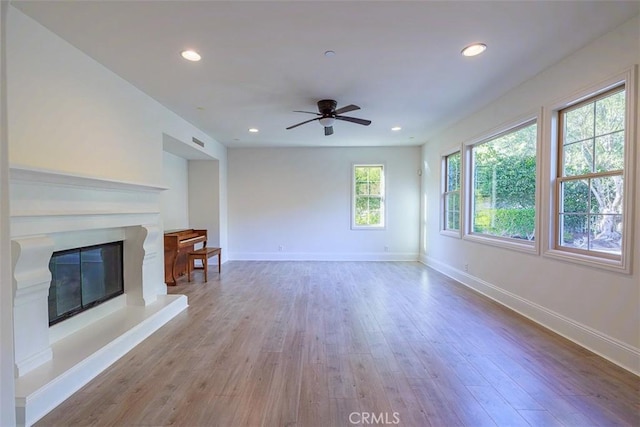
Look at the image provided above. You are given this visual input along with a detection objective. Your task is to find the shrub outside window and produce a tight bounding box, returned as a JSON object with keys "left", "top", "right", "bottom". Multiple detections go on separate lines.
{"left": 352, "top": 164, "right": 385, "bottom": 229}
{"left": 470, "top": 121, "right": 538, "bottom": 243}
{"left": 557, "top": 86, "right": 625, "bottom": 259}
{"left": 442, "top": 151, "right": 461, "bottom": 233}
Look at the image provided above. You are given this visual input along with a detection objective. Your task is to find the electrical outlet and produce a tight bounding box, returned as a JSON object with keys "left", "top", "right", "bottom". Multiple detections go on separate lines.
{"left": 464, "top": 263, "right": 469, "bottom": 272}
{"left": 384, "top": 246, "right": 389, "bottom": 252}
{"left": 278, "top": 245, "right": 284, "bottom": 252}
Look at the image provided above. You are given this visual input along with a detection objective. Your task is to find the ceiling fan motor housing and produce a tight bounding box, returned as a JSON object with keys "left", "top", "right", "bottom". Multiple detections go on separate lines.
{"left": 318, "top": 99, "right": 337, "bottom": 116}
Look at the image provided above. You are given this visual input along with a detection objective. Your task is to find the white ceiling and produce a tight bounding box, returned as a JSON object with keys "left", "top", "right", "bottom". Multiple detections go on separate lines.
{"left": 11, "top": 1, "right": 639, "bottom": 148}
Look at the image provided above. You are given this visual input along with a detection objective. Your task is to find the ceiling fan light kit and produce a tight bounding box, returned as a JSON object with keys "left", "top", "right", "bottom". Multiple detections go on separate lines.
{"left": 286, "top": 99, "right": 372, "bottom": 136}
{"left": 318, "top": 117, "right": 336, "bottom": 127}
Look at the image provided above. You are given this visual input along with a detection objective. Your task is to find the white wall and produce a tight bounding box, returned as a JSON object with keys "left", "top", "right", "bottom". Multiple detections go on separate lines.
{"left": 0, "top": 1, "right": 16, "bottom": 424}
{"left": 218, "top": 156, "right": 229, "bottom": 260}
{"left": 228, "top": 146, "right": 420, "bottom": 260}
{"left": 7, "top": 7, "right": 227, "bottom": 186}
{"left": 161, "top": 152, "right": 190, "bottom": 231}
{"left": 421, "top": 16, "right": 639, "bottom": 373}
{"left": 189, "top": 160, "right": 221, "bottom": 248}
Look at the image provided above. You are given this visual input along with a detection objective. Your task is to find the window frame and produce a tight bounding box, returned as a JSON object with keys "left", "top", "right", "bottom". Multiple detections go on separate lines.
{"left": 441, "top": 148, "right": 462, "bottom": 238}
{"left": 543, "top": 68, "right": 636, "bottom": 273}
{"left": 351, "top": 163, "right": 386, "bottom": 230}
{"left": 463, "top": 113, "right": 542, "bottom": 254}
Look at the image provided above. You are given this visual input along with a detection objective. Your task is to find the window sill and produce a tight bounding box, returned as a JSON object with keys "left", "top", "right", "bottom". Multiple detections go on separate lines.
{"left": 463, "top": 233, "right": 538, "bottom": 255}
{"left": 351, "top": 226, "right": 386, "bottom": 231}
{"left": 544, "top": 248, "right": 629, "bottom": 274}
{"left": 440, "top": 229, "right": 461, "bottom": 239}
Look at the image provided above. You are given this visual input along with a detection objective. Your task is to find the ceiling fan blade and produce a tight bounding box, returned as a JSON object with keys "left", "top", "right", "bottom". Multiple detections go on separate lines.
{"left": 334, "top": 104, "right": 360, "bottom": 115}
{"left": 335, "top": 115, "right": 372, "bottom": 126}
{"left": 286, "top": 117, "right": 321, "bottom": 130}
{"left": 325, "top": 126, "right": 334, "bottom": 136}
{"left": 293, "top": 110, "right": 321, "bottom": 115}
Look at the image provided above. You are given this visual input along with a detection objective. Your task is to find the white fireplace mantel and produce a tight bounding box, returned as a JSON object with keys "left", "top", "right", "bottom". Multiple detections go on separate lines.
{"left": 9, "top": 165, "right": 187, "bottom": 427}
{"left": 10, "top": 165, "right": 168, "bottom": 235}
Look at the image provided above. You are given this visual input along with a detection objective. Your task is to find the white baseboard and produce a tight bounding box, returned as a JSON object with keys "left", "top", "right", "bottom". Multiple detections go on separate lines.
{"left": 421, "top": 254, "right": 640, "bottom": 376}
{"left": 227, "top": 251, "right": 419, "bottom": 262}
{"left": 14, "top": 348, "right": 53, "bottom": 379}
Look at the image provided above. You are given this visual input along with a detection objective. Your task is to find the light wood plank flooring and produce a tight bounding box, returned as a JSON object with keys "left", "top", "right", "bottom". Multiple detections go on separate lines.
{"left": 36, "top": 261, "right": 639, "bottom": 426}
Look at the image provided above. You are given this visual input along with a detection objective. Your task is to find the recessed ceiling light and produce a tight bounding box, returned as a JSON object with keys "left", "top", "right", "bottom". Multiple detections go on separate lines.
{"left": 181, "top": 50, "right": 201, "bottom": 61}
{"left": 461, "top": 43, "right": 487, "bottom": 57}
{"left": 324, "top": 50, "right": 336, "bottom": 57}
{"left": 391, "top": 126, "right": 402, "bottom": 131}
{"left": 248, "top": 128, "right": 259, "bottom": 133}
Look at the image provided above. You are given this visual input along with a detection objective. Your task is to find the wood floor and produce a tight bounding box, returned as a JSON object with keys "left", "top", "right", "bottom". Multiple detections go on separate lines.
{"left": 36, "top": 261, "right": 639, "bottom": 427}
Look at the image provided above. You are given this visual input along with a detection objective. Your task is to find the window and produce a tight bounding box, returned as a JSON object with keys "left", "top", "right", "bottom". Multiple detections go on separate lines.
{"left": 469, "top": 120, "right": 538, "bottom": 244}
{"left": 442, "top": 151, "right": 461, "bottom": 233}
{"left": 352, "top": 164, "right": 385, "bottom": 229}
{"left": 556, "top": 86, "right": 626, "bottom": 259}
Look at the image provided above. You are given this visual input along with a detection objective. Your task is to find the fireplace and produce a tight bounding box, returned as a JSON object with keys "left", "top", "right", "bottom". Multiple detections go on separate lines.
{"left": 48, "top": 241, "right": 124, "bottom": 326}
{"left": 10, "top": 165, "right": 188, "bottom": 427}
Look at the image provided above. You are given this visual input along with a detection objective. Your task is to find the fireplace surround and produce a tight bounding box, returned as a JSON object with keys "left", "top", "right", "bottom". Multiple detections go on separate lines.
{"left": 9, "top": 165, "right": 188, "bottom": 426}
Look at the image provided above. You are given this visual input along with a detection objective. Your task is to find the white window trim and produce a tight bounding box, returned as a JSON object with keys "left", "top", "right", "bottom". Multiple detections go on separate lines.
{"left": 462, "top": 111, "right": 542, "bottom": 255}
{"left": 440, "top": 146, "right": 462, "bottom": 238}
{"left": 541, "top": 66, "right": 636, "bottom": 274}
{"left": 351, "top": 163, "right": 386, "bottom": 230}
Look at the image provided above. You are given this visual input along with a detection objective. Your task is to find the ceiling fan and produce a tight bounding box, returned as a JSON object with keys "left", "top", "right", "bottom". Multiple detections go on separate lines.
{"left": 286, "top": 99, "right": 372, "bottom": 136}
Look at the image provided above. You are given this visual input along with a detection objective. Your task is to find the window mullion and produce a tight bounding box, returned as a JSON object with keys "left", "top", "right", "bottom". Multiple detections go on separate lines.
{"left": 557, "top": 169, "right": 623, "bottom": 182}
{"left": 591, "top": 101, "right": 597, "bottom": 173}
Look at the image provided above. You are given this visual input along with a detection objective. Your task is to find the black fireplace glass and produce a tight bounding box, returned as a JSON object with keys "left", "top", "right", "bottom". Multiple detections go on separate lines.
{"left": 48, "top": 241, "right": 124, "bottom": 325}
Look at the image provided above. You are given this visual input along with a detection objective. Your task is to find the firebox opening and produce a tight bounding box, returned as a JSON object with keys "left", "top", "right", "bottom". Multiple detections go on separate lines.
{"left": 48, "top": 241, "right": 124, "bottom": 326}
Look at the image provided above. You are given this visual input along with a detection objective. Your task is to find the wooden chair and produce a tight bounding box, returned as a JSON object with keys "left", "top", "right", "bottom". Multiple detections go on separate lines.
{"left": 187, "top": 247, "right": 221, "bottom": 282}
